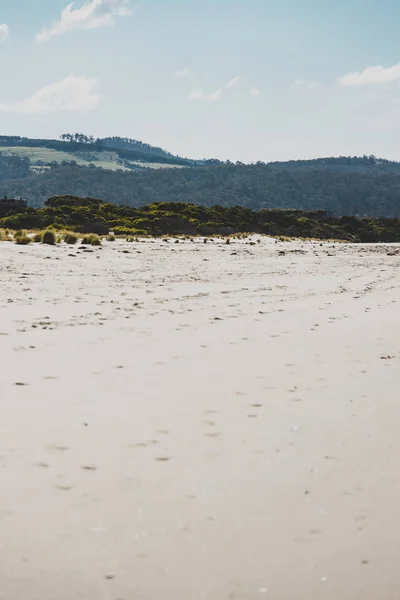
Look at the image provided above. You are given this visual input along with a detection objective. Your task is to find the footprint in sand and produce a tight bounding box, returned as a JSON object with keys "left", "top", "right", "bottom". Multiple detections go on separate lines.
{"left": 57, "top": 485, "right": 74, "bottom": 492}
{"left": 47, "top": 445, "right": 70, "bottom": 453}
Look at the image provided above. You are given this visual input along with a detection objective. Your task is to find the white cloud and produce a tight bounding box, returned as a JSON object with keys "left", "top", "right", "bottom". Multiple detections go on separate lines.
{"left": 338, "top": 64, "right": 400, "bottom": 86}
{"left": 0, "top": 24, "right": 9, "bottom": 43}
{"left": 225, "top": 76, "right": 243, "bottom": 89}
{"left": 250, "top": 86, "right": 261, "bottom": 97}
{"left": 208, "top": 89, "right": 222, "bottom": 102}
{"left": 290, "top": 79, "right": 318, "bottom": 89}
{"left": 187, "top": 89, "right": 203, "bottom": 101}
{"left": 36, "top": 0, "right": 131, "bottom": 42}
{"left": 187, "top": 88, "right": 222, "bottom": 102}
{"left": 175, "top": 68, "right": 192, "bottom": 79}
{"left": 0, "top": 75, "right": 102, "bottom": 114}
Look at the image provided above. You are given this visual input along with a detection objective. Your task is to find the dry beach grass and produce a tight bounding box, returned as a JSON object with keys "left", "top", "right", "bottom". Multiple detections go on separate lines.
{"left": 1, "top": 235, "right": 400, "bottom": 599}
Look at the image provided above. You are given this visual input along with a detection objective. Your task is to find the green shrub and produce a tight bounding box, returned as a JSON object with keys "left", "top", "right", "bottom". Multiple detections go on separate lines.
{"left": 0, "top": 212, "right": 46, "bottom": 230}
{"left": 107, "top": 234, "right": 115, "bottom": 241}
{"left": 14, "top": 230, "right": 26, "bottom": 240}
{"left": 63, "top": 232, "right": 78, "bottom": 244}
{"left": 42, "top": 230, "right": 57, "bottom": 245}
{"left": 33, "top": 232, "right": 43, "bottom": 243}
{"left": 90, "top": 235, "right": 102, "bottom": 246}
{"left": 113, "top": 226, "right": 140, "bottom": 236}
{"left": 15, "top": 235, "right": 31, "bottom": 245}
{"left": 82, "top": 234, "right": 102, "bottom": 246}
{"left": 81, "top": 221, "right": 109, "bottom": 235}
{"left": 113, "top": 227, "right": 149, "bottom": 237}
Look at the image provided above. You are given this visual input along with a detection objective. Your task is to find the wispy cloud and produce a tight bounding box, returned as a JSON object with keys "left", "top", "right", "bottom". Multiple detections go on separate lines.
{"left": 250, "top": 86, "right": 261, "bottom": 97}
{"left": 0, "top": 24, "right": 9, "bottom": 43}
{"left": 36, "top": 0, "right": 131, "bottom": 42}
{"left": 187, "top": 77, "right": 257, "bottom": 102}
{"left": 225, "top": 76, "right": 243, "bottom": 89}
{"left": 187, "top": 88, "right": 222, "bottom": 102}
{"left": 0, "top": 75, "right": 102, "bottom": 114}
{"left": 338, "top": 64, "right": 400, "bottom": 86}
{"left": 290, "top": 79, "right": 318, "bottom": 89}
{"left": 175, "top": 68, "right": 192, "bottom": 79}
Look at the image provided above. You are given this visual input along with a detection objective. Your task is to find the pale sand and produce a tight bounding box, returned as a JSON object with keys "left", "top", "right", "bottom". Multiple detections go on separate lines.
{"left": 1, "top": 237, "right": 400, "bottom": 599}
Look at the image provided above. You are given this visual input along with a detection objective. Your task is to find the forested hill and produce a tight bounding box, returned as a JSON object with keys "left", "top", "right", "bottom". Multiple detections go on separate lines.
{"left": 268, "top": 155, "right": 400, "bottom": 173}
{"left": 2, "top": 152, "right": 400, "bottom": 217}
{"left": 0, "top": 134, "right": 197, "bottom": 168}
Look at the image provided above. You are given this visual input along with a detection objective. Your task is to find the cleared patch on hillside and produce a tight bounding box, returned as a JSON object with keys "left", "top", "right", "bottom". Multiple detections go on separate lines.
{"left": 130, "top": 161, "right": 186, "bottom": 170}
{"left": 0, "top": 147, "right": 182, "bottom": 172}
{"left": 0, "top": 147, "right": 89, "bottom": 166}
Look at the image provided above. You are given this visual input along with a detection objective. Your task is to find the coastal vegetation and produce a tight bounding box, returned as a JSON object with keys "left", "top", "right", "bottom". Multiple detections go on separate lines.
{"left": 2, "top": 195, "right": 400, "bottom": 242}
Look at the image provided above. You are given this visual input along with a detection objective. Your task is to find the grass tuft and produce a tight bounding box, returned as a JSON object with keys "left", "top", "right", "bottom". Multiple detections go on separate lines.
{"left": 42, "top": 230, "right": 57, "bottom": 245}
{"left": 15, "top": 235, "right": 31, "bottom": 245}
{"left": 82, "top": 234, "right": 102, "bottom": 246}
{"left": 63, "top": 232, "right": 79, "bottom": 244}
{"left": 0, "top": 228, "right": 11, "bottom": 241}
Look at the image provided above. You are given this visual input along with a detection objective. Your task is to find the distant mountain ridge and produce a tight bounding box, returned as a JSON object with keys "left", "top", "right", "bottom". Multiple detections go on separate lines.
{"left": 0, "top": 134, "right": 197, "bottom": 169}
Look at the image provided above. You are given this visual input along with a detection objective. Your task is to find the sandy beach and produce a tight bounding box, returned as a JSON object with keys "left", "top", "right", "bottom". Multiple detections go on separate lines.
{"left": 1, "top": 236, "right": 400, "bottom": 599}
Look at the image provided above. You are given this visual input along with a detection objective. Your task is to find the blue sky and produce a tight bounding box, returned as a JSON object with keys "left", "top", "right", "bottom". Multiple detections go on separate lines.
{"left": 1, "top": 0, "right": 400, "bottom": 161}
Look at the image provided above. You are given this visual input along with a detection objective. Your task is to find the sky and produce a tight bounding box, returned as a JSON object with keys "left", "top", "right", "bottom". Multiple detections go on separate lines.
{"left": 1, "top": 0, "right": 400, "bottom": 162}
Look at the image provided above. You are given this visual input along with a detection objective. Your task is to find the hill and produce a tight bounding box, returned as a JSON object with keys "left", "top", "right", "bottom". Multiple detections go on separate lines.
{"left": 0, "top": 134, "right": 195, "bottom": 172}
{"left": 2, "top": 135, "right": 400, "bottom": 217}
{"left": 2, "top": 154, "right": 400, "bottom": 216}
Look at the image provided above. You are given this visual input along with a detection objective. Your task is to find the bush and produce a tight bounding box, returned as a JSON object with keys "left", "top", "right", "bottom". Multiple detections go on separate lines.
{"left": 15, "top": 235, "right": 32, "bottom": 245}
{"left": 90, "top": 235, "right": 102, "bottom": 246}
{"left": 82, "top": 234, "right": 102, "bottom": 246}
{"left": 42, "top": 230, "right": 57, "bottom": 245}
{"left": 63, "top": 232, "right": 78, "bottom": 244}
{"left": 114, "top": 227, "right": 148, "bottom": 237}
{"left": 81, "top": 221, "right": 109, "bottom": 235}
{"left": 33, "top": 232, "right": 43, "bottom": 243}
{"left": 14, "top": 230, "right": 26, "bottom": 240}
{"left": 107, "top": 234, "right": 115, "bottom": 241}
{"left": 112, "top": 226, "right": 139, "bottom": 236}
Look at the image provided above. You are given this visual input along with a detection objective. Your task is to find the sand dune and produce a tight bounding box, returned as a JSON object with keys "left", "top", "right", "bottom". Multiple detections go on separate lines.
{"left": 1, "top": 236, "right": 400, "bottom": 599}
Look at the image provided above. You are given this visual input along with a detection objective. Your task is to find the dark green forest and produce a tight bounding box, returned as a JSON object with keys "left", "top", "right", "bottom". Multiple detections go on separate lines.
{"left": 2, "top": 154, "right": 400, "bottom": 217}
{"left": 2, "top": 133, "right": 400, "bottom": 217}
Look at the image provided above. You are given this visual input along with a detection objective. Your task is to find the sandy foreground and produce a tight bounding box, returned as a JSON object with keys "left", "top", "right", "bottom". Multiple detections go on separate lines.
{"left": 1, "top": 236, "right": 400, "bottom": 599}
